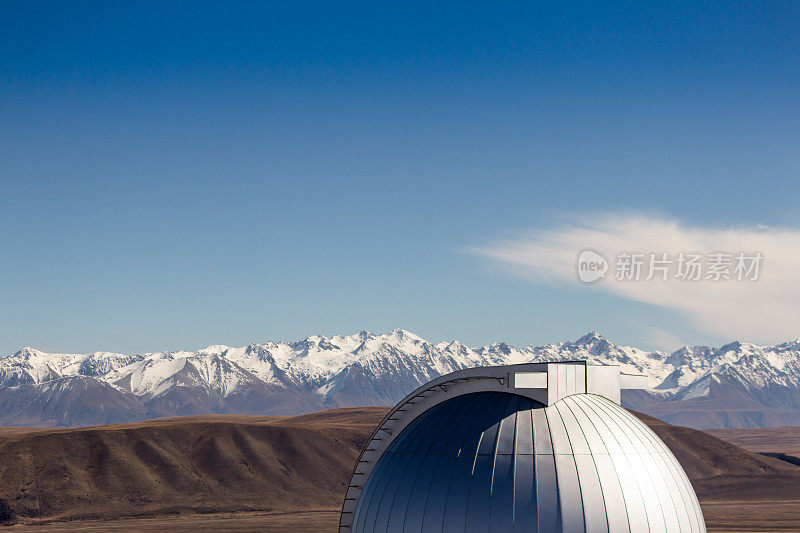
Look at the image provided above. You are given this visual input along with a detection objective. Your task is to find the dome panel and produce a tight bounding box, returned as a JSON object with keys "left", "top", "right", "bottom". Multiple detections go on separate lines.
{"left": 349, "top": 391, "right": 705, "bottom": 533}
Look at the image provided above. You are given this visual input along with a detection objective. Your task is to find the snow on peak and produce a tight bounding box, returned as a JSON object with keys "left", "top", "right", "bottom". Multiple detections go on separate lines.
{"left": 575, "top": 331, "right": 608, "bottom": 344}
{"left": 387, "top": 329, "right": 424, "bottom": 341}
{"left": 571, "top": 331, "right": 617, "bottom": 354}
{"left": 14, "top": 347, "right": 42, "bottom": 358}
{"left": 198, "top": 345, "right": 232, "bottom": 356}
{"left": 4, "top": 330, "right": 800, "bottom": 408}
{"left": 670, "top": 373, "right": 719, "bottom": 401}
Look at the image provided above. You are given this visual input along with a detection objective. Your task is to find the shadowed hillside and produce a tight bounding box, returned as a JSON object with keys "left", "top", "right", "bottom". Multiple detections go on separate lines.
{"left": 0, "top": 408, "right": 386, "bottom": 523}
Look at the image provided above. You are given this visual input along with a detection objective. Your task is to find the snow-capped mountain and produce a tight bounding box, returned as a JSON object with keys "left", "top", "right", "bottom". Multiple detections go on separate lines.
{"left": 3, "top": 329, "right": 800, "bottom": 429}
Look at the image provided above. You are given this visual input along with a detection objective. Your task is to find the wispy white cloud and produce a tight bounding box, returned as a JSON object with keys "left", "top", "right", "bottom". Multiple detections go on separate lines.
{"left": 472, "top": 213, "right": 800, "bottom": 345}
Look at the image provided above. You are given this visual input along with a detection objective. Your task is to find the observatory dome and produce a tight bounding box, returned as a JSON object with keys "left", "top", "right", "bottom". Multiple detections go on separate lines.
{"left": 340, "top": 362, "right": 705, "bottom": 533}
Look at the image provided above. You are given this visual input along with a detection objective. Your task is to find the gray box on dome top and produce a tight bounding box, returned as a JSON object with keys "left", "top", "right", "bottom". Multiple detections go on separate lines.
{"left": 339, "top": 361, "right": 704, "bottom": 533}
{"left": 505, "top": 360, "right": 647, "bottom": 405}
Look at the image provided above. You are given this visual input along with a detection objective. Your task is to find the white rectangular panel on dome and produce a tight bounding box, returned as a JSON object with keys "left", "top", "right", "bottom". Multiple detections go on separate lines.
{"left": 512, "top": 372, "right": 548, "bottom": 389}
{"left": 546, "top": 362, "right": 588, "bottom": 403}
{"left": 620, "top": 373, "right": 649, "bottom": 389}
{"left": 586, "top": 364, "right": 621, "bottom": 404}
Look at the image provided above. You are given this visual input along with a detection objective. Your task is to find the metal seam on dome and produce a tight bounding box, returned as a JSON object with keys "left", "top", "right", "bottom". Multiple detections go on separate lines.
{"left": 483, "top": 395, "right": 512, "bottom": 530}
{"left": 510, "top": 403, "right": 521, "bottom": 526}
{"left": 574, "top": 395, "right": 636, "bottom": 533}
{"left": 456, "top": 396, "right": 507, "bottom": 531}
{"left": 652, "top": 442, "right": 701, "bottom": 533}
{"left": 551, "top": 401, "right": 596, "bottom": 533}
{"left": 663, "top": 447, "right": 704, "bottom": 531}
{"left": 625, "top": 411, "right": 702, "bottom": 533}
{"left": 470, "top": 433, "right": 484, "bottom": 477}
{"left": 584, "top": 394, "right": 667, "bottom": 533}
{"left": 391, "top": 401, "right": 460, "bottom": 533}
{"left": 583, "top": 394, "right": 660, "bottom": 532}
{"left": 514, "top": 402, "right": 537, "bottom": 532}
{"left": 406, "top": 401, "right": 467, "bottom": 532}
{"left": 667, "top": 452, "right": 705, "bottom": 532}
{"left": 598, "top": 398, "right": 657, "bottom": 531}
{"left": 434, "top": 392, "right": 490, "bottom": 531}
{"left": 575, "top": 395, "right": 646, "bottom": 532}
{"left": 415, "top": 393, "right": 483, "bottom": 533}
{"left": 364, "top": 405, "right": 442, "bottom": 532}
{"left": 419, "top": 394, "right": 484, "bottom": 533}
{"left": 538, "top": 398, "right": 559, "bottom": 532}
{"left": 500, "top": 396, "right": 525, "bottom": 528}
{"left": 487, "top": 395, "right": 513, "bottom": 528}
{"left": 464, "top": 394, "right": 510, "bottom": 531}
{"left": 391, "top": 399, "right": 457, "bottom": 533}
{"left": 547, "top": 401, "right": 585, "bottom": 531}
{"left": 605, "top": 402, "right": 687, "bottom": 532}
{"left": 392, "top": 403, "right": 453, "bottom": 532}
{"left": 653, "top": 448, "right": 696, "bottom": 533}
{"left": 582, "top": 396, "right": 647, "bottom": 532}
{"left": 442, "top": 394, "right": 491, "bottom": 531}
{"left": 566, "top": 396, "right": 628, "bottom": 533}
{"left": 424, "top": 393, "right": 492, "bottom": 533}
{"left": 584, "top": 394, "right": 672, "bottom": 533}
{"left": 441, "top": 393, "right": 504, "bottom": 532}
{"left": 558, "top": 399, "right": 610, "bottom": 533}
{"left": 361, "top": 409, "right": 423, "bottom": 533}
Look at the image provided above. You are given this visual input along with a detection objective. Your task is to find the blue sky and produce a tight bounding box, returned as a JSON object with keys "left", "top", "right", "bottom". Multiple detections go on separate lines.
{"left": 2, "top": 2, "right": 799, "bottom": 354}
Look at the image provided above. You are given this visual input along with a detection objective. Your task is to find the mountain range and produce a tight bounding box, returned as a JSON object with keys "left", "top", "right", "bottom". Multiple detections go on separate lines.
{"left": 2, "top": 329, "right": 800, "bottom": 429}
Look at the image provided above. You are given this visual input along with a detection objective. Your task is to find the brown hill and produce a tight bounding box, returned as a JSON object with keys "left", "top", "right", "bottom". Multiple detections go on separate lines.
{"left": 0, "top": 407, "right": 798, "bottom": 528}
{"left": 0, "top": 407, "right": 387, "bottom": 524}
{"left": 705, "top": 426, "right": 800, "bottom": 455}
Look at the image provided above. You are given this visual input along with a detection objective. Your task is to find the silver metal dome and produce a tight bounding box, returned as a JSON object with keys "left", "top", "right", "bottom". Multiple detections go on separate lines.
{"left": 340, "top": 362, "right": 706, "bottom": 533}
